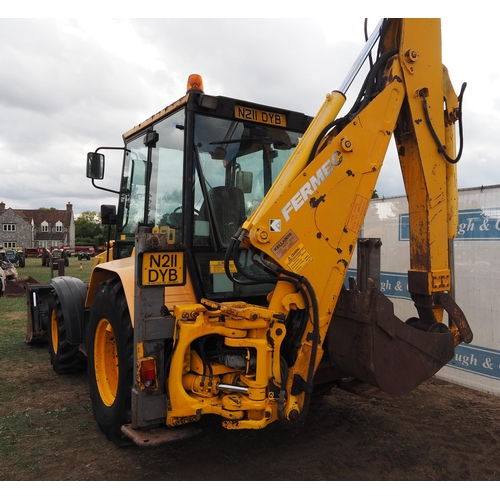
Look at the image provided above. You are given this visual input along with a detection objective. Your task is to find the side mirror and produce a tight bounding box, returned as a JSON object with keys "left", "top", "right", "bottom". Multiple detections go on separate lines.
{"left": 101, "top": 204, "right": 117, "bottom": 225}
{"left": 235, "top": 170, "right": 253, "bottom": 194}
{"left": 87, "top": 152, "right": 105, "bottom": 180}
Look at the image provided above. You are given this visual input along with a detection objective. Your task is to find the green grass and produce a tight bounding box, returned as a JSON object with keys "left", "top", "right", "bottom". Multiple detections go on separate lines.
{"left": 13, "top": 254, "right": 94, "bottom": 284}
{"left": 0, "top": 255, "right": 94, "bottom": 358}
{"left": 0, "top": 256, "right": 98, "bottom": 479}
{"left": 0, "top": 254, "right": 95, "bottom": 380}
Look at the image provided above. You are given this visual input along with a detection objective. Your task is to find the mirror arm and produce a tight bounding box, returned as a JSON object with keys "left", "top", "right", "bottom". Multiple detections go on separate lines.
{"left": 95, "top": 146, "right": 131, "bottom": 154}
{"left": 91, "top": 178, "right": 121, "bottom": 195}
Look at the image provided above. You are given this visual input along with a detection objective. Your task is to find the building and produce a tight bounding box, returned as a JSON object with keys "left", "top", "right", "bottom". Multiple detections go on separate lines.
{"left": 0, "top": 202, "right": 75, "bottom": 251}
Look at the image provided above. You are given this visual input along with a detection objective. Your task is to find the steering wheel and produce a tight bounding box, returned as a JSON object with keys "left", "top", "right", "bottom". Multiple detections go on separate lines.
{"left": 173, "top": 206, "right": 199, "bottom": 216}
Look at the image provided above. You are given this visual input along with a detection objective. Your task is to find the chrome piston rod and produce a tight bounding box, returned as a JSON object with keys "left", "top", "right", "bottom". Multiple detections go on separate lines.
{"left": 217, "top": 383, "right": 249, "bottom": 394}
{"left": 339, "top": 18, "right": 384, "bottom": 95}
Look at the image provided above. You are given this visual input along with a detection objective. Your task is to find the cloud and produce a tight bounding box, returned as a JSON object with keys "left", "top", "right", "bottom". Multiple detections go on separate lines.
{"left": 0, "top": 16, "right": 499, "bottom": 218}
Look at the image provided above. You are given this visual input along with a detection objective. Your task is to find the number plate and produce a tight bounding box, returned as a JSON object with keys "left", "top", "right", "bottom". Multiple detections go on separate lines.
{"left": 234, "top": 105, "right": 287, "bottom": 127}
{"left": 141, "top": 252, "right": 185, "bottom": 286}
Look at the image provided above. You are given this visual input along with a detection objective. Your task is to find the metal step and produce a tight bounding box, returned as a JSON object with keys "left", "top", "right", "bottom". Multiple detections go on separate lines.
{"left": 121, "top": 424, "right": 203, "bottom": 447}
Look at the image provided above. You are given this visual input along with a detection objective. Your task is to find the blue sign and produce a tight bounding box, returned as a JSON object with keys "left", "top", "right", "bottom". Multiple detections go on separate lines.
{"left": 448, "top": 344, "right": 500, "bottom": 380}
{"left": 345, "top": 269, "right": 411, "bottom": 300}
{"left": 399, "top": 208, "right": 500, "bottom": 241}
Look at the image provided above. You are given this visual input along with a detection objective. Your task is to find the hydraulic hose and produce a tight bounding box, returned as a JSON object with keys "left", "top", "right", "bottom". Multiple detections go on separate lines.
{"left": 420, "top": 82, "right": 467, "bottom": 164}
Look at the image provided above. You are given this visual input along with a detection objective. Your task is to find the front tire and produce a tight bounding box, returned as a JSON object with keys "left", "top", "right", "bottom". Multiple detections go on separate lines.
{"left": 87, "top": 277, "right": 133, "bottom": 442}
{"left": 48, "top": 293, "right": 86, "bottom": 374}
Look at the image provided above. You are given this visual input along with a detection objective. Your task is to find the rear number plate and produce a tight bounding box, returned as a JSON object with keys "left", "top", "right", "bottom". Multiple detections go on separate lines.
{"left": 141, "top": 252, "right": 185, "bottom": 286}
{"left": 235, "top": 105, "right": 287, "bottom": 127}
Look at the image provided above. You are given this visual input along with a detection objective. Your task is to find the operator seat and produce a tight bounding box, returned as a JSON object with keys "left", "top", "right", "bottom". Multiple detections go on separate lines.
{"left": 208, "top": 186, "right": 246, "bottom": 246}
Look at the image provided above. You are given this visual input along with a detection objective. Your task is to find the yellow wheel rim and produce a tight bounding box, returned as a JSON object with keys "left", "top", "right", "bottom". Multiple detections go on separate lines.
{"left": 51, "top": 309, "right": 59, "bottom": 355}
{"left": 94, "top": 318, "right": 119, "bottom": 407}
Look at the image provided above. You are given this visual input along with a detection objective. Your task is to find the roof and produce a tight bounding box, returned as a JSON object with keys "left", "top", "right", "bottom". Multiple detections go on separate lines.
{"left": 15, "top": 208, "right": 73, "bottom": 226}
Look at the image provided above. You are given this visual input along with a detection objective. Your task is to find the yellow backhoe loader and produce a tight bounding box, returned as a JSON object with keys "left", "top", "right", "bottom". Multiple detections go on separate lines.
{"left": 27, "top": 18, "right": 472, "bottom": 446}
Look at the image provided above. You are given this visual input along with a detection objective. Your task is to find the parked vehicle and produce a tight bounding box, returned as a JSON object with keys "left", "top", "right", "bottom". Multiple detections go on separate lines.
{"left": 41, "top": 248, "right": 69, "bottom": 267}
{"left": 0, "top": 257, "right": 19, "bottom": 281}
{"left": 5, "top": 249, "right": 16, "bottom": 262}
{"left": 4, "top": 249, "right": 26, "bottom": 267}
{"left": 78, "top": 250, "right": 91, "bottom": 260}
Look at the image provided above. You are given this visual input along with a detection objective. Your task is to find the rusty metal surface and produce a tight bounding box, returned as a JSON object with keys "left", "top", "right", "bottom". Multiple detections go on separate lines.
{"left": 4, "top": 276, "right": 39, "bottom": 297}
{"left": 327, "top": 284, "right": 455, "bottom": 396}
{"left": 121, "top": 424, "right": 203, "bottom": 447}
{"left": 435, "top": 292, "right": 474, "bottom": 344}
{"left": 356, "top": 238, "right": 382, "bottom": 292}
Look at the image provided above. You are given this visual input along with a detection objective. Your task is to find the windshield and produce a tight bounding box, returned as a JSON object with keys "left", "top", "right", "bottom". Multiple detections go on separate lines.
{"left": 193, "top": 113, "right": 303, "bottom": 247}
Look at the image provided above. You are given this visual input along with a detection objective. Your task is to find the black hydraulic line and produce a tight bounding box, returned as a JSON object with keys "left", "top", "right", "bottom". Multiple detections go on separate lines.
{"left": 271, "top": 267, "right": 320, "bottom": 425}
{"left": 364, "top": 19, "right": 374, "bottom": 68}
{"left": 277, "top": 356, "right": 289, "bottom": 423}
{"left": 222, "top": 231, "right": 318, "bottom": 424}
{"left": 198, "top": 336, "right": 213, "bottom": 388}
{"left": 345, "top": 48, "right": 399, "bottom": 121}
{"left": 225, "top": 234, "right": 311, "bottom": 319}
{"left": 420, "top": 82, "right": 467, "bottom": 164}
{"left": 307, "top": 48, "right": 399, "bottom": 164}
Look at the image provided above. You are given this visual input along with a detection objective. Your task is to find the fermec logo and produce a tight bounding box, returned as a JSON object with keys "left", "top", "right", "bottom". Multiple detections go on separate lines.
{"left": 281, "top": 152, "right": 341, "bottom": 222}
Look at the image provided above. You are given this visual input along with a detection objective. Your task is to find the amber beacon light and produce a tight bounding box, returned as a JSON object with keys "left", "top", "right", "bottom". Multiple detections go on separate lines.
{"left": 187, "top": 74, "right": 204, "bottom": 92}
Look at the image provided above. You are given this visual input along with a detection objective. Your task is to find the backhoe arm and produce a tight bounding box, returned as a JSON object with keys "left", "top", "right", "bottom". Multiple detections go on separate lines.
{"left": 229, "top": 19, "right": 471, "bottom": 418}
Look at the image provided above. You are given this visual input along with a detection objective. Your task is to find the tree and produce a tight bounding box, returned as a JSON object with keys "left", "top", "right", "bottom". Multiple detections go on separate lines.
{"left": 75, "top": 211, "right": 116, "bottom": 249}
{"left": 75, "top": 211, "right": 102, "bottom": 246}
{"left": 372, "top": 189, "right": 380, "bottom": 199}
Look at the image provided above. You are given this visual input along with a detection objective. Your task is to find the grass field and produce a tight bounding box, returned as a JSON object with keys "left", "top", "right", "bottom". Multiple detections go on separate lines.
{"left": 0, "top": 256, "right": 96, "bottom": 480}
{"left": 10, "top": 254, "right": 94, "bottom": 285}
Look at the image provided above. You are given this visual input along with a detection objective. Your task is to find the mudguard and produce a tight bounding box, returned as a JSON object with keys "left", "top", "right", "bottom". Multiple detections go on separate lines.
{"left": 50, "top": 276, "right": 88, "bottom": 345}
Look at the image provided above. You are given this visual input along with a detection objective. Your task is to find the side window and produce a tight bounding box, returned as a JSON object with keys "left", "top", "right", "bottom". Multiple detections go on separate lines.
{"left": 149, "top": 109, "right": 185, "bottom": 241}
{"left": 120, "top": 150, "right": 147, "bottom": 235}
{"left": 119, "top": 108, "right": 185, "bottom": 242}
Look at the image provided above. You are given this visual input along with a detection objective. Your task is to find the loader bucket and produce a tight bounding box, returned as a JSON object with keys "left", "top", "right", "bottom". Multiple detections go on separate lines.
{"left": 4, "top": 276, "right": 40, "bottom": 297}
{"left": 327, "top": 282, "right": 455, "bottom": 396}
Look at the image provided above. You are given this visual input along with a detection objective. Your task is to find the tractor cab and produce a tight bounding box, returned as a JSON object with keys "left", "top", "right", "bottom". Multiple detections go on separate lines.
{"left": 88, "top": 75, "right": 312, "bottom": 305}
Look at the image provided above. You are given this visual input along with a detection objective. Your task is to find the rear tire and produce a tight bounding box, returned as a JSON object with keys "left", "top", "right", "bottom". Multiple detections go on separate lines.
{"left": 87, "top": 277, "right": 133, "bottom": 443}
{"left": 48, "top": 293, "right": 87, "bottom": 374}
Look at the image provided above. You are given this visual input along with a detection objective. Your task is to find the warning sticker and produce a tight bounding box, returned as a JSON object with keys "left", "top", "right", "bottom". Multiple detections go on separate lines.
{"left": 286, "top": 243, "right": 313, "bottom": 274}
{"left": 346, "top": 195, "right": 369, "bottom": 234}
{"left": 210, "top": 260, "right": 237, "bottom": 274}
{"left": 271, "top": 229, "right": 299, "bottom": 259}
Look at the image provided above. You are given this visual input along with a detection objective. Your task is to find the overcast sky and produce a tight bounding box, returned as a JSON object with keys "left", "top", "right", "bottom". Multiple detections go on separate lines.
{"left": 1, "top": 7, "right": 498, "bottom": 217}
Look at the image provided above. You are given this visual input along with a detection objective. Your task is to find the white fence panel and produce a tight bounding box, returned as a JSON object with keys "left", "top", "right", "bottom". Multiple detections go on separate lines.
{"left": 349, "top": 185, "right": 500, "bottom": 396}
